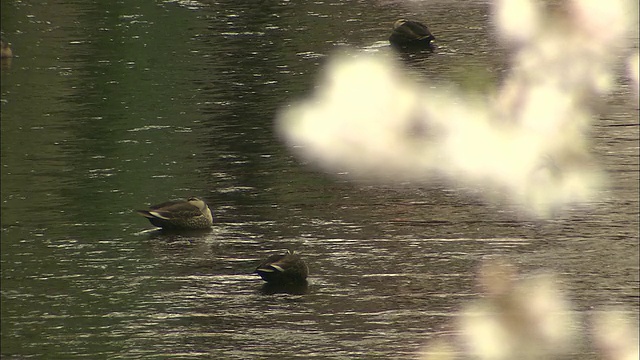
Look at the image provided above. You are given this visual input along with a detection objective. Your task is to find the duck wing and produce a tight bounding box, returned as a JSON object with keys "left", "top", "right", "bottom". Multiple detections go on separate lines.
{"left": 255, "top": 254, "right": 287, "bottom": 273}
{"left": 137, "top": 200, "right": 202, "bottom": 220}
{"left": 392, "top": 21, "right": 434, "bottom": 42}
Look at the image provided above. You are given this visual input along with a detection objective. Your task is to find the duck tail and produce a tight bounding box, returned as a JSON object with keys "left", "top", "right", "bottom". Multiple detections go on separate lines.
{"left": 136, "top": 210, "right": 154, "bottom": 218}
{"left": 137, "top": 210, "right": 171, "bottom": 220}
{"left": 256, "top": 264, "right": 286, "bottom": 274}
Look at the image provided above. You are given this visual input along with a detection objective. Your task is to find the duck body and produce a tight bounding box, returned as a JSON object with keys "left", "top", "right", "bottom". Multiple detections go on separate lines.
{"left": 389, "top": 19, "right": 435, "bottom": 50}
{"left": 137, "top": 197, "right": 214, "bottom": 230}
{"left": 255, "top": 250, "right": 308, "bottom": 284}
{"left": 1, "top": 41, "right": 13, "bottom": 58}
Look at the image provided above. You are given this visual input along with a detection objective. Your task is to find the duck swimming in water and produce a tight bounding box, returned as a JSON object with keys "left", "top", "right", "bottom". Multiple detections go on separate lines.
{"left": 389, "top": 19, "right": 435, "bottom": 50}
{"left": 255, "top": 250, "right": 309, "bottom": 285}
{"left": 1, "top": 41, "right": 13, "bottom": 58}
{"left": 137, "top": 197, "right": 214, "bottom": 230}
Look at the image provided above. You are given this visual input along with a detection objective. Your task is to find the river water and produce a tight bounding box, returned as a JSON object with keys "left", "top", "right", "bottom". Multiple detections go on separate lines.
{"left": 1, "top": 0, "right": 638, "bottom": 359}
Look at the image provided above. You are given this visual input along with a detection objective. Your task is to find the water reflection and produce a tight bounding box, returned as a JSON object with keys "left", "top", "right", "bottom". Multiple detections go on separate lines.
{"left": 138, "top": 227, "right": 214, "bottom": 241}
{"left": 260, "top": 280, "right": 310, "bottom": 295}
{"left": 0, "top": 57, "right": 10, "bottom": 69}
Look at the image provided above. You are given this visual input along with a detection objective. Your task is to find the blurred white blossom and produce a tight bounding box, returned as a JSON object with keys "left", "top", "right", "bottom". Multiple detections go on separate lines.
{"left": 493, "top": 0, "right": 541, "bottom": 44}
{"left": 418, "top": 261, "right": 638, "bottom": 360}
{"left": 277, "top": 0, "right": 638, "bottom": 217}
{"left": 459, "top": 262, "right": 576, "bottom": 360}
{"left": 629, "top": 52, "right": 639, "bottom": 95}
{"left": 592, "top": 309, "right": 640, "bottom": 360}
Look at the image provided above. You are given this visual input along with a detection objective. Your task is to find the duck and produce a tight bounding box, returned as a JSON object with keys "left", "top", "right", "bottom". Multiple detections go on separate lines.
{"left": 389, "top": 19, "right": 435, "bottom": 50}
{"left": 254, "top": 250, "right": 309, "bottom": 285}
{"left": 137, "top": 197, "right": 214, "bottom": 230}
{"left": 1, "top": 41, "right": 13, "bottom": 58}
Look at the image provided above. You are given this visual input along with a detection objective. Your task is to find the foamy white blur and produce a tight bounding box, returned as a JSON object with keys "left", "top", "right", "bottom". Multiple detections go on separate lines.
{"left": 276, "top": 1, "right": 637, "bottom": 217}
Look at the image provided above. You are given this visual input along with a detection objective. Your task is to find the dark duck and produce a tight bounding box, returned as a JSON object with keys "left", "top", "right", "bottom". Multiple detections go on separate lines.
{"left": 389, "top": 19, "right": 435, "bottom": 50}
{"left": 254, "top": 250, "right": 309, "bottom": 285}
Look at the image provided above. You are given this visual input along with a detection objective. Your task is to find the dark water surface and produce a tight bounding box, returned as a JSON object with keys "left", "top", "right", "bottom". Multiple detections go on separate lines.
{"left": 1, "top": 1, "right": 638, "bottom": 359}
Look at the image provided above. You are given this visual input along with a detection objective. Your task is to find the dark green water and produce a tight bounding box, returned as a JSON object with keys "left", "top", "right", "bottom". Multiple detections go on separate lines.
{"left": 1, "top": 1, "right": 638, "bottom": 359}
